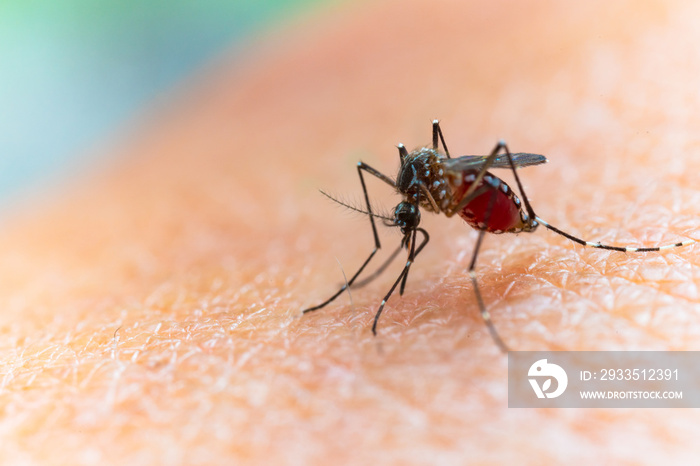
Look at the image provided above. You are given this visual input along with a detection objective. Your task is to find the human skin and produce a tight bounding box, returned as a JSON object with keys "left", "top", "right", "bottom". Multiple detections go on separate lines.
{"left": 2, "top": 0, "right": 700, "bottom": 463}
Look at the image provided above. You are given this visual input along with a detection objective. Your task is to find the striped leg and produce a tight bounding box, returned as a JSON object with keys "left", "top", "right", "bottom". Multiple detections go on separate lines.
{"left": 496, "top": 145, "right": 697, "bottom": 252}
{"left": 533, "top": 217, "right": 696, "bottom": 252}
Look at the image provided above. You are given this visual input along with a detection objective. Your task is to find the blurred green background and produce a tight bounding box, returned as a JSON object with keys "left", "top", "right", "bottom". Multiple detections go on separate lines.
{"left": 0, "top": 0, "right": 326, "bottom": 204}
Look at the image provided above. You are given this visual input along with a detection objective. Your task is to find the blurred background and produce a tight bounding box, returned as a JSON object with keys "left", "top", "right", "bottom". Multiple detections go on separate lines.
{"left": 0, "top": 0, "right": 329, "bottom": 206}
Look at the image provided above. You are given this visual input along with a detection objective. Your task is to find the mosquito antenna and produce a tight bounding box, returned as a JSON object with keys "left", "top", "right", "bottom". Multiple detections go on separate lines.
{"left": 320, "top": 189, "right": 394, "bottom": 222}
{"left": 535, "top": 216, "right": 697, "bottom": 252}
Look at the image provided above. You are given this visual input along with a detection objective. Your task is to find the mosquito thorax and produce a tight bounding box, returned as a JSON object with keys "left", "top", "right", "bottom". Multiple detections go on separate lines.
{"left": 396, "top": 148, "right": 440, "bottom": 192}
{"left": 393, "top": 201, "right": 421, "bottom": 235}
{"left": 396, "top": 147, "right": 450, "bottom": 211}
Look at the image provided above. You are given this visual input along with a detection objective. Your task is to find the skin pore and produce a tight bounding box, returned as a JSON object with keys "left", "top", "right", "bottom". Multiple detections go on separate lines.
{"left": 1, "top": 0, "right": 700, "bottom": 463}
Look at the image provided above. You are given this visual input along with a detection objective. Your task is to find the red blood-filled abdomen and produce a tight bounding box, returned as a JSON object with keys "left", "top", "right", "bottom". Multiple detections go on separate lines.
{"left": 452, "top": 171, "right": 523, "bottom": 233}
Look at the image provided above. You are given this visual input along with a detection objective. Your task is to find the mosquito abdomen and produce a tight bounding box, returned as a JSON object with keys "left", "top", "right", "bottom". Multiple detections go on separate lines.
{"left": 453, "top": 170, "right": 534, "bottom": 233}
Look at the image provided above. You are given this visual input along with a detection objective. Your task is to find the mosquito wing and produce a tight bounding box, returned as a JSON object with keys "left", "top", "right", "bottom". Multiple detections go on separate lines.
{"left": 443, "top": 152, "right": 548, "bottom": 172}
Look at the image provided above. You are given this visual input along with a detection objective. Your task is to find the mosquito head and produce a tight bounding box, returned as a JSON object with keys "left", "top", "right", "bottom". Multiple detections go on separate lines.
{"left": 393, "top": 201, "right": 421, "bottom": 235}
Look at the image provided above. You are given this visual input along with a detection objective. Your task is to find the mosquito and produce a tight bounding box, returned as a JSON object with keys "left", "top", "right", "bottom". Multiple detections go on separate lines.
{"left": 302, "top": 120, "right": 696, "bottom": 351}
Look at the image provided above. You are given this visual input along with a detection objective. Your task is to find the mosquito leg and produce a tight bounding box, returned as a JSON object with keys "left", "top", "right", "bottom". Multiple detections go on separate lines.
{"left": 353, "top": 224, "right": 428, "bottom": 292}
{"left": 445, "top": 141, "right": 508, "bottom": 217}
{"left": 398, "top": 144, "right": 409, "bottom": 164}
{"left": 469, "top": 231, "right": 509, "bottom": 352}
{"left": 399, "top": 255, "right": 410, "bottom": 296}
{"left": 352, "top": 243, "right": 403, "bottom": 288}
{"left": 399, "top": 223, "right": 431, "bottom": 295}
{"left": 445, "top": 185, "right": 491, "bottom": 218}
{"left": 468, "top": 190, "right": 510, "bottom": 352}
{"left": 303, "top": 162, "right": 396, "bottom": 313}
{"left": 495, "top": 140, "right": 537, "bottom": 222}
{"left": 397, "top": 184, "right": 424, "bottom": 296}
{"left": 372, "top": 228, "right": 430, "bottom": 335}
{"left": 419, "top": 183, "right": 440, "bottom": 212}
{"left": 496, "top": 144, "right": 698, "bottom": 252}
{"left": 432, "top": 120, "right": 451, "bottom": 158}
{"left": 533, "top": 217, "right": 697, "bottom": 252}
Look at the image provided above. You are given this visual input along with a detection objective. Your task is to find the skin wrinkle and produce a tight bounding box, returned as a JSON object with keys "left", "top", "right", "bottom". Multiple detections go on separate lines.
{"left": 1, "top": 0, "right": 700, "bottom": 463}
